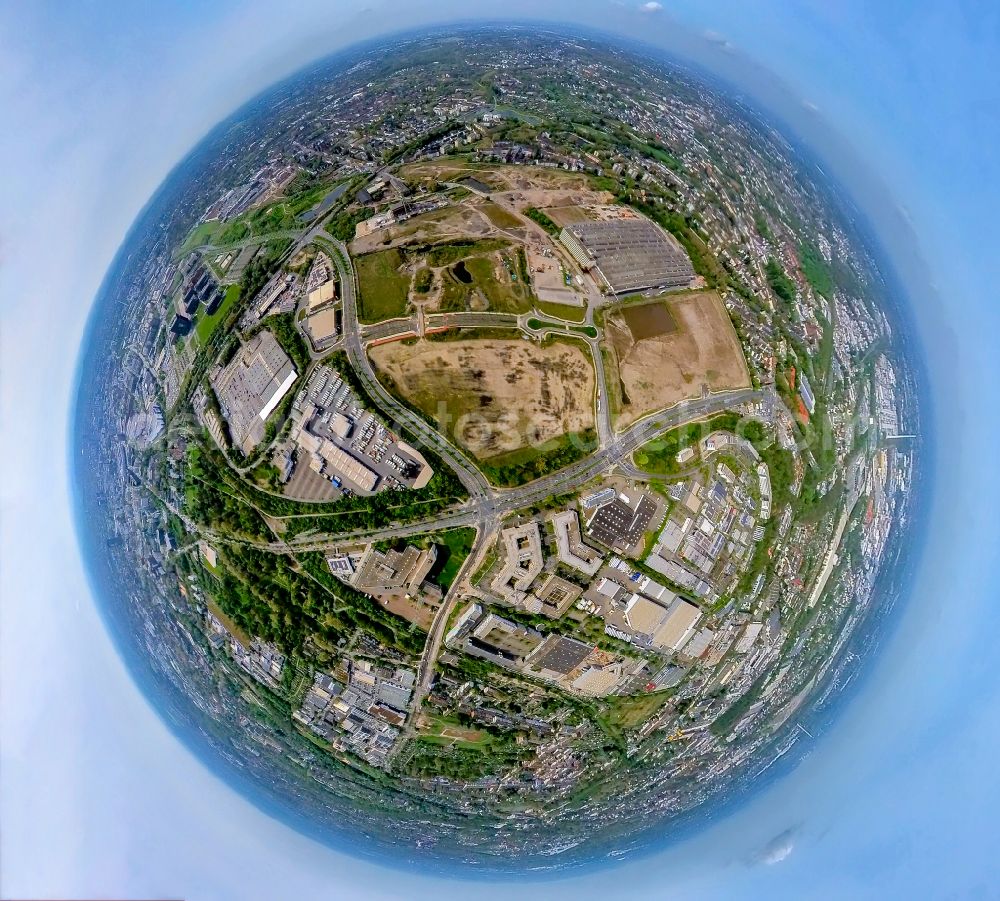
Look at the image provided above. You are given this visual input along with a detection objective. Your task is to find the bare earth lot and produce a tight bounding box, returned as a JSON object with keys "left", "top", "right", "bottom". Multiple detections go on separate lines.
{"left": 398, "top": 161, "right": 614, "bottom": 221}
{"left": 351, "top": 203, "right": 492, "bottom": 255}
{"left": 543, "top": 205, "right": 594, "bottom": 227}
{"left": 605, "top": 291, "right": 750, "bottom": 428}
{"left": 369, "top": 337, "right": 595, "bottom": 459}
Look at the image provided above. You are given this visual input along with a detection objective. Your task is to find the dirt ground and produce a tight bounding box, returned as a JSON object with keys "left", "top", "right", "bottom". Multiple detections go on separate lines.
{"left": 398, "top": 161, "right": 614, "bottom": 217}
{"left": 543, "top": 205, "right": 594, "bottom": 227}
{"left": 369, "top": 337, "right": 596, "bottom": 458}
{"left": 605, "top": 291, "right": 750, "bottom": 428}
{"left": 351, "top": 204, "right": 492, "bottom": 255}
{"left": 527, "top": 247, "right": 583, "bottom": 305}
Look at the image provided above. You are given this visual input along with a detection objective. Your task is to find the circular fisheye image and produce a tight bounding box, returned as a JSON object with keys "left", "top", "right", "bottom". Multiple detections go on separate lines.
{"left": 73, "top": 25, "right": 925, "bottom": 872}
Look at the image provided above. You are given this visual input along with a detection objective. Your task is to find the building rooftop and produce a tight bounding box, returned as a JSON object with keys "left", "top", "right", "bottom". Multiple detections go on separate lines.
{"left": 529, "top": 635, "right": 593, "bottom": 676}
{"left": 559, "top": 218, "right": 695, "bottom": 294}
{"left": 534, "top": 574, "right": 583, "bottom": 619}
{"left": 624, "top": 594, "right": 701, "bottom": 651}
{"left": 354, "top": 544, "right": 437, "bottom": 594}
{"left": 550, "top": 510, "right": 603, "bottom": 576}
{"left": 491, "top": 522, "right": 544, "bottom": 601}
{"left": 210, "top": 330, "right": 297, "bottom": 454}
{"left": 307, "top": 307, "right": 338, "bottom": 344}
{"left": 586, "top": 493, "right": 658, "bottom": 553}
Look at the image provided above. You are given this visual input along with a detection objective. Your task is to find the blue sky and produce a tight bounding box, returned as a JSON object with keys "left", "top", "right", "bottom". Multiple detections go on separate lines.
{"left": 2, "top": 1, "right": 999, "bottom": 898}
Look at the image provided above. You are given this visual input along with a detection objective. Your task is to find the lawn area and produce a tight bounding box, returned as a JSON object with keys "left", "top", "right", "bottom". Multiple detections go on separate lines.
{"left": 431, "top": 527, "right": 476, "bottom": 590}
{"left": 195, "top": 285, "right": 241, "bottom": 344}
{"left": 178, "top": 220, "right": 224, "bottom": 257}
{"left": 417, "top": 713, "right": 489, "bottom": 745}
{"left": 427, "top": 239, "right": 532, "bottom": 314}
{"left": 463, "top": 254, "right": 532, "bottom": 313}
{"left": 396, "top": 527, "right": 475, "bottom": 591}
{"left": 426, "top": 238, "right": 507, "bottom": 267}
{"left": 535, "top": 300, "right": 587, "bottom": 323}
{"left": 355, "top": 248, "right": 411, "bottom": 323}
{"left": 527, "top": 316, "right": 597, "bottom": 339}
{"left": 603, "top": 690, "right": 673, "bottom": 730}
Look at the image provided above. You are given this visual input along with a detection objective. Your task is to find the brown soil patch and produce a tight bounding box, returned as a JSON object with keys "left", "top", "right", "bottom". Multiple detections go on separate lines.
{"left": 606, "top": 291, "right": 750, "bottom": 428}
{"left": 621, "top": 302, "right": 677, "bottom": 339}
{"left": 543, "top": 205, "right": 594, "bottom": 226}
{"left": 378, "top": 593, "right": 434, "bottom": 630}
{"left": 369, "top": 338, "right": 595, "bottom": 459}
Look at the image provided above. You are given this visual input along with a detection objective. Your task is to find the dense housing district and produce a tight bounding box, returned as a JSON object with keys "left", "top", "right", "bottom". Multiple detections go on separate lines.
{"left": 79, "top": 30, "right": 921, "bottom": 862}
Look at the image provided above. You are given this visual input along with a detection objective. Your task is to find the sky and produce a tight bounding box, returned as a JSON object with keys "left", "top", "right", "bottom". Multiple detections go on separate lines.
{"left": 2, "top": 1, "right": 1000, "bottom": 898}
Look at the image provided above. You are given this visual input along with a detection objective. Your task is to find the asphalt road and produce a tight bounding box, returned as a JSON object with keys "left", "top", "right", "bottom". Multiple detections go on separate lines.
{"left": 361, "top": 310, "right": 521, "bottom": 344}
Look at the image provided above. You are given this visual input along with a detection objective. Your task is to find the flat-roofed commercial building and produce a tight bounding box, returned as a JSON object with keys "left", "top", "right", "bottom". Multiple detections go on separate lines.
{"left": 491, "top": 522, "right": 544, "bottom": 602}
{"left": 210, "top": 330, "right": 297, "bottom": 454}
{"left": 624, "top": 594, "right": 701, "bottom": 651}
{"left": 354, "top": 543, "right": 437, "bottom": 594}
{"left": 534, "top": 574, "right": 583, "bottom": 619}
{"left": 559, "top": 218, "right": 695, "bottom": 295}
{"left": 571, "top": 662, "right": 624, "bottom": 696}
{"left": 308, "top": 279, "right": 336, "bottom": 311}
{"left": 586, "top": 492, "right": 658, "bottom": 553}
{"left": 306, "top": 307, "right": 338, "bottom": 346}
{"left": 471, "top": 614, "right": 543, "bottom": 663}
{"left": 308, "top": 439, "right": 379, "bottom": 492}
{"left": 528, "top": 634, "right": 594, "bottom": 677}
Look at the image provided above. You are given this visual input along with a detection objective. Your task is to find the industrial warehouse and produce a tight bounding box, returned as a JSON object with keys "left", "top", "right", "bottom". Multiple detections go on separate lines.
{"left": 209, "top": 329, "right": 297, "bottom": 454}
{"left": 559, "top": 217, "right": 695, "bottom": 295}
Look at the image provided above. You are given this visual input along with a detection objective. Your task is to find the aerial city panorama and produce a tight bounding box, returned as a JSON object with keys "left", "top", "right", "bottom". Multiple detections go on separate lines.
{"left": 74, "top": 28, "right": 923, "bottom": 870}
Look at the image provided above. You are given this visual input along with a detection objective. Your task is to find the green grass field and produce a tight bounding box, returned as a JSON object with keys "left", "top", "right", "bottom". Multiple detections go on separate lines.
{"left": 425, "top": 238, "right": 507, "bottom": 267}
{"left": 603, "top": 690, "right": 673, "bottom": 730}
{"left": 527, "top": 315, "right": 597, "bottom": 339}
{"left": 432, "top": 527, "right": 476, "bottom": 590}
{"left": 195, "top": 285, "right": 241, "bottom": 344}
{"left": 535, "top": 301, "right": 587, "bottom": 322}
{"left": 431, "top": 241, "right": 531, "bottom": 315}
{"left": 178, "top": 220, "right": 224, "bottom": 257}
{"left": 463, "top": 255, "right": 532, "bottom": 313}
{"left": 355, "top": 248, "right": 411, "bottom": 323}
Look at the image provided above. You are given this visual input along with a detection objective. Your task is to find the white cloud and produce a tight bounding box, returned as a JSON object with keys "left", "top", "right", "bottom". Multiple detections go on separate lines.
{"left": 749, "top": 828, "right": 797, "bottom": 867}
{"left": 640, "top": 1, "right": 663, "bottom": 11}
